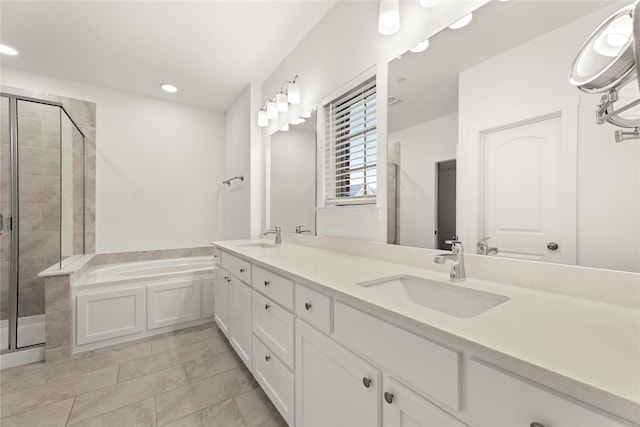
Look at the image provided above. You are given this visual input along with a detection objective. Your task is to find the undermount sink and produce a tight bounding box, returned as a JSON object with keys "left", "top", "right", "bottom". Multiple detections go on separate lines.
{"left": 359, "top": 275, "right": 509, "bottom": 318}
{"left": 237, "top": 242, "right": 278, "bottom": 249}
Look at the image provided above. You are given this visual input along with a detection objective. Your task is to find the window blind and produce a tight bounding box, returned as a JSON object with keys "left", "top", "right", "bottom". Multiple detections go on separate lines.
{"left": 324, "top": 76, "right": 377, "bottom": 205}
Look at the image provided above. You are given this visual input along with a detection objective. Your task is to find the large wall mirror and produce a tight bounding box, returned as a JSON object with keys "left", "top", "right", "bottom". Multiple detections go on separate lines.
{"left": 387, "top": 0, "right": 639, "bottom": 273}
{"left": 267, "top": 109, "right": 317, "bottom": 235}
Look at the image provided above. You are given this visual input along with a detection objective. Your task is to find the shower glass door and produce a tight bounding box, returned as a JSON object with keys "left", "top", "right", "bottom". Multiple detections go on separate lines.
{"left": 16, "top": 99, "right": 62, "bottom": 348}
{"left": 1, "top": 96, "right": 10, "bottom": 351}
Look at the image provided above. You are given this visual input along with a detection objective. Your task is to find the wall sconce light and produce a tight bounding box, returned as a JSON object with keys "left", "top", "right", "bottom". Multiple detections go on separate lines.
{"left": 379, "top": 0, "right": 400, "bottom": 35}
{"left": 258, "top": 75, "right": 301, "bottom": 128}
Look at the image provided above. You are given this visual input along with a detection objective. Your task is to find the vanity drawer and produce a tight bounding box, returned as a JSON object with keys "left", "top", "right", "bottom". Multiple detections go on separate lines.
{"left": 467, "top": 358, "right": 627, "bottom": 427}
{"left": 220, "top": 251, "right": 238, "bottom": 272}
{"left": 333, "top": 301, "right": 461, "bottom": 411}
{"left": 253, "top": 336, "right": 294, "bottom": 426}
{"left": 295, "top": 284, "right": 331, "bottom": 334}
{"left": 236, "top": 258, "right": 252, "bottom": 284}
{"left": 253, "top": 291, "right": 294, "bottom": 369}
{"left": 252, "top": 266, "right": 294, "bottom": 310}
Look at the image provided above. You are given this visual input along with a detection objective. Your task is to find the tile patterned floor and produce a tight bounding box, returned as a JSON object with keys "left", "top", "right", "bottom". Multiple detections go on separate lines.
{"left": 0, "top": 323, "right": 288, "bottom": 427}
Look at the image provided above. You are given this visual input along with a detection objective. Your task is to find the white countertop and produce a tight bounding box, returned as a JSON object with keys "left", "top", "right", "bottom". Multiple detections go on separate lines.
{"left": 212, "top": 239, "right": 640, "bottom": 422}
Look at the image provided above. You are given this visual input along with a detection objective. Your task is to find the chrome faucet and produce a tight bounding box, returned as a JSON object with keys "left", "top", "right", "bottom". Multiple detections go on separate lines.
{"left": 434, "top": 240, "right": 466, "bottom": 282}
{"left": 295, "top": 225, "right": 312, "bottom": 234}
{"left": 477, "top": 237, "right": 498, "bottom": 255}
{"left": 263, "top": 226, "right": 282, "bottom": 245}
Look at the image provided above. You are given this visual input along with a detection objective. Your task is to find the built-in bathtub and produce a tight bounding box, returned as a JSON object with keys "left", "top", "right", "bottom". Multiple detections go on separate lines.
{"left": 73, "top": 256, "right": 217, "bottom": 352}
{"left": 75, "top": 256, "right": 215, "bottom": 289}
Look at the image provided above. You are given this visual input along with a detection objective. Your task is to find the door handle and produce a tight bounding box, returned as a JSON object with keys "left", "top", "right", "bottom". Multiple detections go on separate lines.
{"left": 547, "top": 242, "right": 559, "bottom": 251}
{"left": 0, "top": 213, "right": 3, "bottom": 235}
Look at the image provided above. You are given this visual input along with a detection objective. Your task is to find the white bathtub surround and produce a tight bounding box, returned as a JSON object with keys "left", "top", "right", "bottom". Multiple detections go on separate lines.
{"left": 212, "top": 238, "right": 640, "bottom": 425}
{"left": 27, "top": 246, "right": 215, "bottom": 366}
{"left": 73, "top": 256, "right": 215, "bottom": 352}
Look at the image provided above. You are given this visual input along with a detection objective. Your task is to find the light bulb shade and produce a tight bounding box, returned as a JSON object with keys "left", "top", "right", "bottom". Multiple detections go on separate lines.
{"left": 258, "top": 110, "right": 269, "bottom": 127}
{"left": 275, "top": 93, "right": 288, "bottom": 112}
{"left": 419, "top": 0, "right": 441, "bottom": 7}
{"left": 0, "top": 44, "right": 18, "bottom": 56}
{"left": 409, "top": 39, "right": 430, "bottom": 53}
{"left": 266, "top": 101, "right": 278, "bottom": 119}
{"left": 449, "top": 13, "right": 472, "bottom": 30}
{"left": 569, "top": 4, "right": 636, "bottom": 94}
{"left": 287, "top": 82, "right": 301, "bottom": 104}
{"left": 378, "top": 0, "right": 400, "bottom": 36}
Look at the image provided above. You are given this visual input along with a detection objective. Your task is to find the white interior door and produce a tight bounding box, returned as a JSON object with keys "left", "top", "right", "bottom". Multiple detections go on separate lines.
{"left": 481, "top": 114, "right": 573, "bottom": 263}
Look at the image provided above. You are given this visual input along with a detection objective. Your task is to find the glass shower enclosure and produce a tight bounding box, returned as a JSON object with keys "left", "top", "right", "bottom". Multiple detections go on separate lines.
{"left": 1, "top": 93, "right": 85, "bottom": 354}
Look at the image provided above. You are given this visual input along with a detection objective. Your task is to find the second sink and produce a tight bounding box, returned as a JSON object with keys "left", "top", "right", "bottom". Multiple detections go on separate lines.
{"left": 359, "top": 275, "right": 509, "bottom": 318}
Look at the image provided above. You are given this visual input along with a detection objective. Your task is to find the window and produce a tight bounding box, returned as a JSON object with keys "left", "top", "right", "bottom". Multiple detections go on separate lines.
{"left": 324, "top": 76, "right": 377, "bottom": 205}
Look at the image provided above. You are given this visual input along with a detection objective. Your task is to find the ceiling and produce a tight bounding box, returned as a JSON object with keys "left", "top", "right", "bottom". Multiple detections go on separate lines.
{"left": 0, "top": 1, "right": 336, "bottom": 112}
{"left": 388, "top": 0, "right": 620, "bottom": 133}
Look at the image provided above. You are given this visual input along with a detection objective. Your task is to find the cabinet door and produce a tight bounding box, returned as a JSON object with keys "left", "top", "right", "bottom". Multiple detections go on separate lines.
{"left": 202, "top": 275, "right": 215, "bottom": 319}
{"left": 296, "top": 319, "right": 380, "bottom": 427}
{"left": 214, "top": 269, "right": 230, "bottom": 339}
{"left": 229, "top": 276, "right": 252, "bottom": 370}
{"left": 382, "top": 377, "right": 466, "bottom": 427}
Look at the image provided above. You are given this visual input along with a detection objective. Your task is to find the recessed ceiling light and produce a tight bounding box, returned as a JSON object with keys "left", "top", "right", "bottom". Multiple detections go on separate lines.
{"left": 449, "top": 13, "right": 473, "bottom": 30}
{"left": 161, "top": 83, "right": 178, "bottom": 93}
{"left": 0, "top": 44, "right": 18, "bottom": 56}
{"left": 409, "top": 39, "right": 430, "bottom": 53}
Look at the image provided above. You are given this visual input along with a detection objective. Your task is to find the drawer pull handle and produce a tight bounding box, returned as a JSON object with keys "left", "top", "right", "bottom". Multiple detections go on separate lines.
{"left": 305, "top": 302, "right": 312, "bottom": 311}
{"left": 240, "top": 267, "right": 246, "bottom": 273}
{"left": 224, "top": 276, "right": 230, "bottom": 282}
{"left": 265, "top": 355, "right": 271, "bottom": 362}
{"left": 264, "top": 280, "right": 270, "bottom": 287}
{"left": 530, "top": 423, "right": 546, "bottom": 427}
{"left": 265, "top": 304, "right": 270, "bottom": 310}
{"left": 384, "top": 392, "right": 394, "bottom": 404}
{"left": 213, "top": 254, "right": 218, "bottom": 259}
{"left": 362, "top": 377, "right": 372, "bottom": 388}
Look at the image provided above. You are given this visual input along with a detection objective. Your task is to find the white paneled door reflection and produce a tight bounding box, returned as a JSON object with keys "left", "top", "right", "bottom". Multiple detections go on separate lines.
{"left": 481, "top": 114, "right": 573, "bottom": 264}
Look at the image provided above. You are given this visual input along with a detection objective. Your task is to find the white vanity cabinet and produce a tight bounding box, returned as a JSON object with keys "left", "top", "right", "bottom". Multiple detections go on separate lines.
{"left": 213, "top": 268, "right": 230, "bottom": 339}
{"left": 295, "top": 319, "right": 381, "bottom": 427}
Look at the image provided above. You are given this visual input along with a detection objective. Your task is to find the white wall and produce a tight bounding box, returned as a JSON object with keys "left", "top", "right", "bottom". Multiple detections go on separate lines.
{"left": 457, "top": 6, "right": 639, "bottom": 272}
{"left": 224, "top": 85, "right": 251, "bottom": 240}
{"left": 261, "top": 0, "right": 487, "bottom": 243}
{"left": 390, "top": 113, "right": 458, "bottom": 249}
{"left": 269, "top": 128, "right": 316, "bottom": 234}
{"left": 1, "top": 67, "right": 226, "bottom": 253}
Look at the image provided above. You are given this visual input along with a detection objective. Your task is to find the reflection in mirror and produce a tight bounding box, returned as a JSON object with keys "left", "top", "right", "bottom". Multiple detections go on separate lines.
{"left": 268, "top": 109, "right": 316, "bottom": 235}
{"left": 388, "top": 1, "right": 639, "bottom": 272}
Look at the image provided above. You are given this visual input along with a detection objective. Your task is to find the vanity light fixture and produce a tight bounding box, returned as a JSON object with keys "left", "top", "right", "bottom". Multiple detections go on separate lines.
{"left": 409, "top": 39, "right": 430, "bottom": 53}
{"left": 569, "top": 2, "right": 640, "bottom": 141}
{"left": 257, "top": 75, "right": 302, "bottom": 128}
{"left": 378, "top": 0, "right": 400, "bottom": 35}
{"left": 448, "top": 13, "right": 473, "bottom": 30}
{"left": 160, "top": 83, "right": 178, "bottom": 93}
{"left": 0, "top": 44, "right": 18, "bottom": 56}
